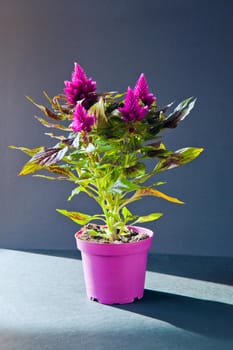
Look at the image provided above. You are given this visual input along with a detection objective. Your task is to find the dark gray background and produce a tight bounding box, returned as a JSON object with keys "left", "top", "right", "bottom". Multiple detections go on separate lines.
{"left": 1, "top": 0, "right": 232, "bottom": 256}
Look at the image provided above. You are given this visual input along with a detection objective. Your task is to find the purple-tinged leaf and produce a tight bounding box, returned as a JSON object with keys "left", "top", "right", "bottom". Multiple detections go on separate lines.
{"left": 26, "top": 96, "right": 64, "bottom": 120}
{"left": 47, "top": 165, "right": 76, "bottom": 178}
{"left": 32, "top": 146, "right": 68, "bottom": 166}
{"left": 124, "top": 162, "right": 146, "bottom": 177}
{"left": 154, "top": 147, "right": 204, "bottom": 173}
{"left": 164, "top": 97, "right": 196, "bottom": 128}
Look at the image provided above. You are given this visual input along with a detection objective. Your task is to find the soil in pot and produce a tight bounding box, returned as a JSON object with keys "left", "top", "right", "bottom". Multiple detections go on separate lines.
{"left": 78, "top": 223, "right": 149, "bottom": 244}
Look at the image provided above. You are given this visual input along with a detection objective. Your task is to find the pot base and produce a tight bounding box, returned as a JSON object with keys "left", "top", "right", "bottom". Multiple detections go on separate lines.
{"left": 89, "top": 294, "right": 143, "bottom": 305}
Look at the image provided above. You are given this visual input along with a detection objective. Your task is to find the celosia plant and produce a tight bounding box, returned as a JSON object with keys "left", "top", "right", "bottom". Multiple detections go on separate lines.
{"left": 10, "top": 63, "right": 203, "bottom": 241}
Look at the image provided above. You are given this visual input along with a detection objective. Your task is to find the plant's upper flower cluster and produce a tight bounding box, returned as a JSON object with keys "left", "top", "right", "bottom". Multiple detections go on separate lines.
{"left": 118, "top": 73, "right": 156, "bottom": 122}
{"left": 64, "top": 63, "right": 156, "bottom": 133}
{"left": 118, "top": 87, "right": 148, "bottom": 122}
{"left": 134, "top": 73, "right": 156, "bottom": 108}
{"left": 64, "top": 63, "right": 97, "bottom": 107}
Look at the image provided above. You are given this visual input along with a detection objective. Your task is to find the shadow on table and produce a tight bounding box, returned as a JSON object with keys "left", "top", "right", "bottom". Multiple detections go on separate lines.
{"left": 113, "top": 289, "right": 233, "bottom": 339}
{"left": 147, "top": 254, "right": 233, "bottom": 285}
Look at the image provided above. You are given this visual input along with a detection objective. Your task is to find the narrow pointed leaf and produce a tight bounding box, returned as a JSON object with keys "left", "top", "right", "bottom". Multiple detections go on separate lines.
{"left": 56, "top": 209, "right": 92, "bottom": 225}
{"left": 67, "top": 187, "right": 81, "bottom": 201}
{"left": 32, "top": 146, "right": 68, "bottom": 166}
{"left": 174, "top": 97, "right": 194, "bottom": 112}
{"left": 159, "top": 101, "right": 175, "bottom": 113}
{"left": 110, "top": 177, "right": 140, "bottom": 194}
{"left": 43, "top": 91, "right": 53, "bottom": 105}
{"left": 26, "top": 96, "right": 64, "bottom": 120}
{"left": 9, "top": 145, "right": 43, "bottom": 157}
{"left": 33, "top": 174, "right": 69, "bottom": 181}
{"left": 47, "top": 165, "right": 76, "bottom": 178}
{"left": 45, "top": 133, "right": 67, "bottom": 141}
{"left": 154, "top": 147, "right": 204, "bottom": 173}
{"left": 122, "top": 207, "right": 136, "bottom": 221}
{"left": 134, "top": 212, "right": 163, "bottom": 223}
{"left": 164, "top": 97, "right": 196, "bottom": 128}
{"left": 135, "top": 187, "right": 185, "bottom": 204}
{"left": 18, "top": 160, "right": 43, "bottom": 176}
{"left": 125, "top": 162, "right": 146, "bottom": 178}
{"left": 91, "top": 97, "right": 108, "bottom": 129}
{"left": 175, "top": 147, "right": 204, "bottom": 163}
{"left": 35, "top": 116, "right": 71, "bottom": 131}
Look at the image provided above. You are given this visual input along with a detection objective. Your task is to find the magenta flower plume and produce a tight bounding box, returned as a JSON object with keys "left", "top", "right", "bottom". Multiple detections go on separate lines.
{"left": 134, "top": 73, "right": 156, "bottom": 108}
{"left": 118, "top": 87, "right": 148, "bottom": 122}
{"left": 64, "top": 63, "right": 97, "bottom": 107}
{"left": 71, "top": 102, "right": 96, "bottom": 133}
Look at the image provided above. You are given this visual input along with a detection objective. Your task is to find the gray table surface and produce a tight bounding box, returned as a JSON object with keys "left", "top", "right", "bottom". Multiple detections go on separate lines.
{"left": 0, "top": 249, "right": 232, "bottom": 350}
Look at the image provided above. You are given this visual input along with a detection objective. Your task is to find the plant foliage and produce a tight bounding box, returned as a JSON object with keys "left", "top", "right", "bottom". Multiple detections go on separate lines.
{"left": 10, "top": 63, "right": 203, "bottom": 241}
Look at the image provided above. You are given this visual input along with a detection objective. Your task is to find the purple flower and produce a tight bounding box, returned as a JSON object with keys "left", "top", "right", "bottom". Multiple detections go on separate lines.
{"left": 71, "top": 102, "right": 96, "bottom": 133}
{"left": 64, "top": 63, "right": 97, "bottom": 107}
{"left": 134, "top": 73, "right": 156, "bottom": 108}
{"left": 118, "top": 87, "right": 148, "bottom": 122}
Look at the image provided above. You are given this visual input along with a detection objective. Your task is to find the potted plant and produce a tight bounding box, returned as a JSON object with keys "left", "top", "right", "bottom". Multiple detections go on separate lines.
{"left": 10, "top": 63, "right": 203, "bottom": 304}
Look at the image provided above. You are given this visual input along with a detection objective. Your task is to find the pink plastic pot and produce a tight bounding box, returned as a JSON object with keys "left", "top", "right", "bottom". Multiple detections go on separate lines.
{"left": 75, "top": 226, "right": 154, "bottom": 304}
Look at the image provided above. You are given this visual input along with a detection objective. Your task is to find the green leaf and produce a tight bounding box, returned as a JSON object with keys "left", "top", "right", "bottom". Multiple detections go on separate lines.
{"left": 33, "top": 174, "right": 69, "bottom": 181}
{"left": 68, "top": 184, "right": 97, "bottom": 201}
{"left": 134, "top": 212, "right": 163, "bottom": 223}
{"left": 175, "top": 147, "right": 204, "bottom": 164}
{"left": 67, "top": 187, "right": 81, "bottom": 201}
{"left": 95, "top": 140, "right": 113, "bottom": 152}
{"left": 122, "top": 207, "right": 136, "bottom": 221}
{"left": 110, "top": 177, "right": 140, "bottom": 194}
{"left": 45, "top": 133, "right": 67, "bottom": 141}
{"left": 124, "top": 162, "right": 146, "bottom": 178}
{"left": 142, "top": 142, "right": 172, "bottom": 159}
{"left": 9, "top": 145, "right": 44, "bottom": 157}
{"left": 86, "top": 229, "right": 99, "bottom": 237}
{"left": 56, "top": 209, "right": 92, "bottom": 225}
{"left": 154, "top": 147, "right": 204, "bottom": 173}
{"left": 47, "top": 165, "right": 76, "bottom": 179}
{"left": 152, "top": 181, "right": 167, "bottom": 186}
{"left": 18, "top": 160, "right": 43, "bottom": 176}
